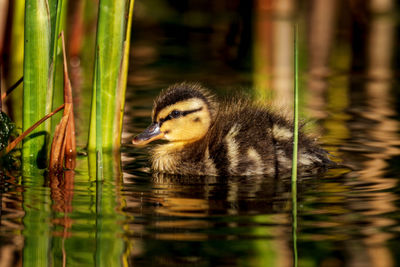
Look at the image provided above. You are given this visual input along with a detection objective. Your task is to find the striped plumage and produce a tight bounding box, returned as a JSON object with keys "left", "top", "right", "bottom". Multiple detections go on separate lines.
{"left": 133, "top": 82, "right": 333, "bottom": 176}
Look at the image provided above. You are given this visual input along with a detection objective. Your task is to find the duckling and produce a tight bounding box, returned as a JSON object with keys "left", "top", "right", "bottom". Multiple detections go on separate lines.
{"left": 132, "top": 82, "right": 334, "bottom": 176}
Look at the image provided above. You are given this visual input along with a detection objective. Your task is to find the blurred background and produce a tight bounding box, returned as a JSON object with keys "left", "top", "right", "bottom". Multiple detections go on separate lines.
{"left": 125, "top": 0, "right": 400, "bottom": 172}
{"left": 1, "top": 0, "right": 400, "bottom": 266}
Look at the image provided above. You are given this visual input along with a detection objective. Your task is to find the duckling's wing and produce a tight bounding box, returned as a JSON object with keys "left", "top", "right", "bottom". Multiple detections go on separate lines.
{"left": 206, "top": 102, "right": 333, "bottom": 176}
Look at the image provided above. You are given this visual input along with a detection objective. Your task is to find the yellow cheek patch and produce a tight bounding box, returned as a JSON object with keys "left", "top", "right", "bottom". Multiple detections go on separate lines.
{"left": 159, "top": 110, "right": 211, "bottom": 143}
{"left": 159, "top": 120, "right": 173, "bottom": 134}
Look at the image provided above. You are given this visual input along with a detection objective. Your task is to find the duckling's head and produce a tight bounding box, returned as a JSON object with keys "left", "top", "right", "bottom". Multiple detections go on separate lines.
{"left": 132, "top": 83, "right": 217, "bottom": 146}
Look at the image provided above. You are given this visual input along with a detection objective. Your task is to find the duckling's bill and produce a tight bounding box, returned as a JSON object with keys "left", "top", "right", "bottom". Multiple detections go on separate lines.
{"left": 132, "top": 122, "right": 164, "bottom": 146}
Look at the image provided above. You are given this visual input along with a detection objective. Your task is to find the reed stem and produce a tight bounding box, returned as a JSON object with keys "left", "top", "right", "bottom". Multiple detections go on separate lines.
{"left": 23, "top": 0, "right": 68, "bottom": 168}
{"left": 49, "top": 0, "right": 68, "bottom": 135}
{"left": 291, "top": 23, "right": 299, "bottom": 267}
{"left": 23, "top": 0, "right": 51, "bottom": 167}
{"left": 88, "top": 0, "right": 135, "bottom": 152}
{"left": 6, "top": 0, "right": 24, "bottom": 128}
{"left": 95, "top": 47, "right": 103, "bottom": 178}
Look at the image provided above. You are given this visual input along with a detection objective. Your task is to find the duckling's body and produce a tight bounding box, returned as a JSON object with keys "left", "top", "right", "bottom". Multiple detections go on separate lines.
{"left": 133, "top": 83, "right": 333, "bottom": 176}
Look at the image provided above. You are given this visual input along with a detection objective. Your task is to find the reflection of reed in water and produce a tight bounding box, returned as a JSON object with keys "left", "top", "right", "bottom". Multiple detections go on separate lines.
{"left": 49, "top": 170, "right": 74, "bottom": 238}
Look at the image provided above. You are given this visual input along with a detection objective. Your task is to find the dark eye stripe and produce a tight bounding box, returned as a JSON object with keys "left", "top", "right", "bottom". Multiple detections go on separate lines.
{"left": 181, "top": 107, "right": 202, "bottom": 116}
{"left": 158, "top": 107, "right": 203, "bottom": 126}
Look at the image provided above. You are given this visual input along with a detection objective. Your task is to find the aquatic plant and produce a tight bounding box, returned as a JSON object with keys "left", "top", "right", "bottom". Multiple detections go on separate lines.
{"left": 2, "top": 34, "right": 74, "bottom": 175}
{"left": 23, "top": 0, "right": 68, "bottom": 169}
{"left": 1, "top": 0, "right": 135, "bottom": 172}
{"left": 23, "top": 0, "right": 52, "bottom": 167}
{"left": 88, "top": 0, "right": 135, "bottom": 152}
{"left": 48, "top": 33, "right": 76, "bottom": 173}
{"left": 291, "top": 23, "right": 299, "bottom": 267}
{"left": 0, "top": 82, "right": 64, "bottom": 171}
{"left": 4, "top": 0, "right": 24, "bottom": 129}
{"left": 292, "top": 27, "right": 299, "bottom": 182}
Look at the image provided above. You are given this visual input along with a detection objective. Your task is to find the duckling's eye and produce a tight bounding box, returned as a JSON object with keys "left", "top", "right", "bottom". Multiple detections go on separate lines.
{"left": 170, "top": 110, "right": 181, "bottom": 118}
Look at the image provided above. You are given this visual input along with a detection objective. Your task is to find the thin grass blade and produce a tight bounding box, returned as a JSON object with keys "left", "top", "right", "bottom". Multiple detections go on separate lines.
{"left": 291, "top": 23, "right": 299, "bottom": 267}
{"left": 95, "top": 46, "right": 103, "bottom": 178}
{"left": 114, "top": 0, "right": 135, "bottom": 145}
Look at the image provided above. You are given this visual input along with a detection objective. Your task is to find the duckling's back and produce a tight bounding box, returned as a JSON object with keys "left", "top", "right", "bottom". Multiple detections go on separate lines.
{"left": 191, "top": 100, "right": 333, "bottom": 177}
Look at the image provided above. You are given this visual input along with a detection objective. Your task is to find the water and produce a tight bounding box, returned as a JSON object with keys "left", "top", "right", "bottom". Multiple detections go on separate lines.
{"left": 2, "top": 1, "right": 400, "bottom": 266}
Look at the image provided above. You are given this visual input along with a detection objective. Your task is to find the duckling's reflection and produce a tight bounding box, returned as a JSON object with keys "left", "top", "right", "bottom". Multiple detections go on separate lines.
{"left": 148, "top": 172, "right": 292, "bottom": 217}
{"left": 126, "top": 172, "right": 302, "bottom": 266}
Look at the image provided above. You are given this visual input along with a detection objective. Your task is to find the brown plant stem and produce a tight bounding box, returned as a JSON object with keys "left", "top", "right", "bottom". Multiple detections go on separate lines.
{"left": 48, "top": 31, "right": 76, "bottom": 173}
{"left": 61, "top": 31, "right": 76, "bottom": 169}
{"left": 5, "top": 104, "right": 65, "bottom": 154}
{"left": 1, "top": 76, "right": 23, "bottom": 101}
